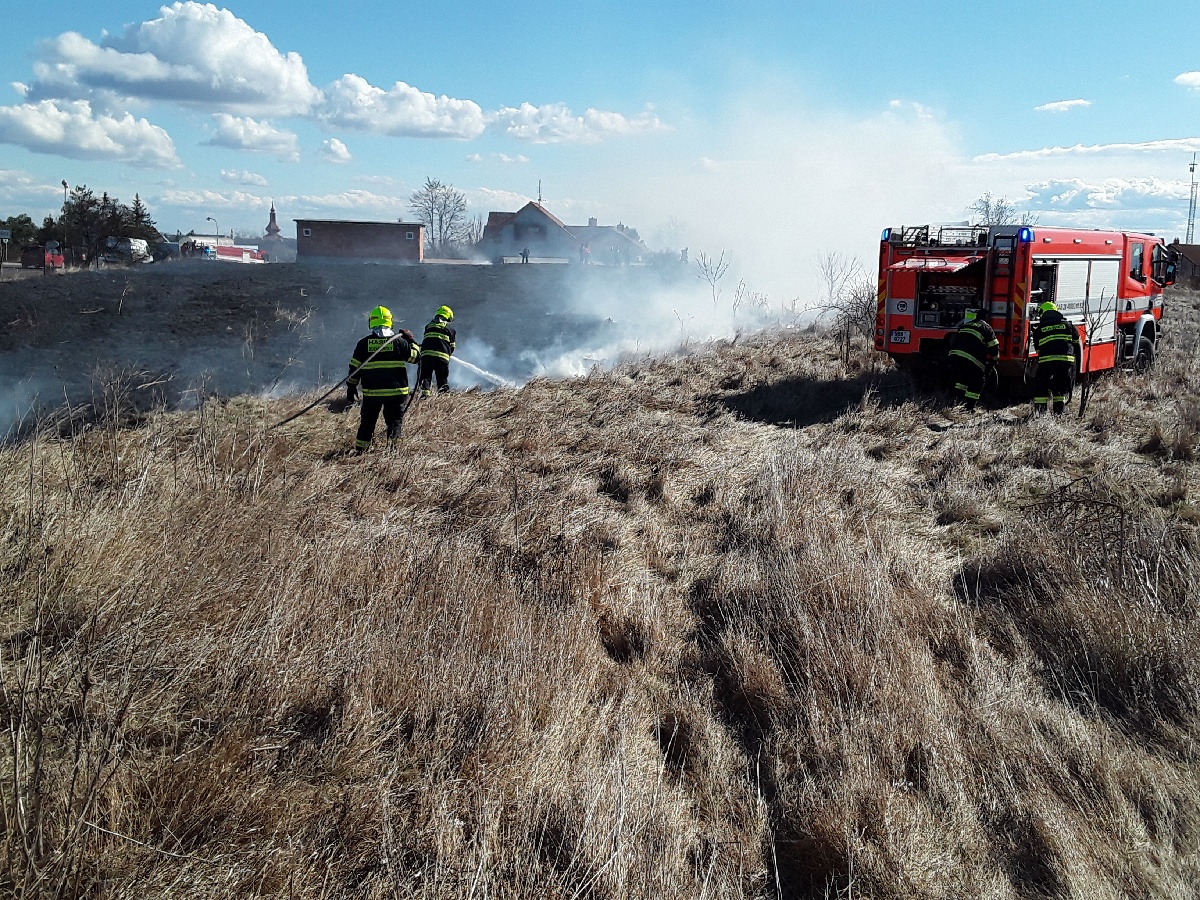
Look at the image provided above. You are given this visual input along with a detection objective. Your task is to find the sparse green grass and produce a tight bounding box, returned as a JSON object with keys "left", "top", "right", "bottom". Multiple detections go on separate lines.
{"left": 3, "top": 297, "right": 1200, "bottom": 898}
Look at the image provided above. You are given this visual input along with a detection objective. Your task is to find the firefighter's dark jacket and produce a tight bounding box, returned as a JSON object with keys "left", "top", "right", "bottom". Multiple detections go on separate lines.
{"left": 347, "top": 331, "right": 419, "bottom": 398}
{"left": 1034, "top": 310, "right": 1081, "bottom": 366}
{"left": 948, "top": 318, "right": 999, "bottom": 370}
{"left": 420, "top": 318, "right": 457, "bottom": 362}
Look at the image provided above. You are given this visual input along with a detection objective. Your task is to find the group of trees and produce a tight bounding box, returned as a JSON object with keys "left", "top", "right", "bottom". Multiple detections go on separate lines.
{"left": 2, "top": 186, "right": 162, "bottom": 265}
{"left": 407, "top": 178, "right": 482, "bottom": 257}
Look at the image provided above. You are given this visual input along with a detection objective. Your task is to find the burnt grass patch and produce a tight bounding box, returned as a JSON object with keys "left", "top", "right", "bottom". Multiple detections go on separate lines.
{"left": 718, "top": 369, "right": 914, "bottom": 427}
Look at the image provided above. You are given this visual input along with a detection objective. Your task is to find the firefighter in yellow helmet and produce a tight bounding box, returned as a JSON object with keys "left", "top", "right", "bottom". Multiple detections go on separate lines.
{"left": 1032, "top": 300, "right": 1080, "bottom": 414}
{"left": 416, "top": 305, "right": 456, "bottom": 398}
{"left": 346, "top": 306, "right": 418, "bottom": 452}
{"left": 946, "top": 308, "right": 999, "bottom": 411}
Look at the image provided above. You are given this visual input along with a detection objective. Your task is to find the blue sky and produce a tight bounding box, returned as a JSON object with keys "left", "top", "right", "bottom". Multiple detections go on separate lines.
{"left": 2, "top": 1, "right": 1199, "bottom": 300}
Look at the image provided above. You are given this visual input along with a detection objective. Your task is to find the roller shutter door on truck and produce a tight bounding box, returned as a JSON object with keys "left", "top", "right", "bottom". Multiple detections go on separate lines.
{"left": 1036, "top": 257, "right": 1119, "bottom": 343}
{"left": 1087, "top": 259, "right": 1119, "bottom": 343}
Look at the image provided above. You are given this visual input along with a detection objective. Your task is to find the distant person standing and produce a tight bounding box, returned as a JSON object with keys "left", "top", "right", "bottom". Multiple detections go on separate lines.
{"left": 1032, "top": 300, "right": 1081, "bottom": 414}
{"left": 946, "top": 309, "right": 998, "bottom": 411}
{"left": 346, "top": 306, "right": 418, "bottom": 452}
{"left": 521, "top": 247, "right": 530, "bottom": 263}
{"left": 680, "top": 247, "right": 688, "bottom": 264}
{"left": 417, "top": 305, "right": 456, "bottom": 398}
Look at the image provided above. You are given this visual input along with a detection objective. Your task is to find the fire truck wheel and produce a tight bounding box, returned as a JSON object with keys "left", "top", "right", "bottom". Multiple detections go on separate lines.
{"left": 1133, "top": 337, "right": 1155, "bottom": 374}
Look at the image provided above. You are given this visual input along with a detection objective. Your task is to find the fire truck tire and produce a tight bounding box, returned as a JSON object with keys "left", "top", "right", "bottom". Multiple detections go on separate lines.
{"left": 1133, "top": 337, "right": 1155, "bottom": 374}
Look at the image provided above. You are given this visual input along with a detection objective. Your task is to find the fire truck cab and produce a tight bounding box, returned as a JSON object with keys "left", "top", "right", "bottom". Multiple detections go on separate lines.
{"left": 875, "top": 224, "right": 1176, "bottom": 380}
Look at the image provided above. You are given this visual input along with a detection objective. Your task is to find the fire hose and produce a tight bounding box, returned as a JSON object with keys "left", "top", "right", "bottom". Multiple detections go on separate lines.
{"left": 269, "top": 331, "right": 406, "bottom": 429}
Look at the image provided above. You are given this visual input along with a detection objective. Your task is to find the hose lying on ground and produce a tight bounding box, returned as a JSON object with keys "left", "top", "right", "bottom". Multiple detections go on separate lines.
{"left": 269, "top": 332, "right": 403, "bottom": 430}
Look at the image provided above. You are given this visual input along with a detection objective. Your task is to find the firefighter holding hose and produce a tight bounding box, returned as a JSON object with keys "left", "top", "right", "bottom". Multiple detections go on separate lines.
{"left": 346, "top": 306, "right": 418, "bottom": 452}
{"left": 947, "top": 309, "right": 999, "bottom": 411}
{"left": 1032, "top": 300, "right": 1081, "bottom": 415}
{"left": 416, "top": 305, "right": 456, "bottom": 398}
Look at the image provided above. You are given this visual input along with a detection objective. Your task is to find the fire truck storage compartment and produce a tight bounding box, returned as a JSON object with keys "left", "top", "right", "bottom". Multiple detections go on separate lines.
{"left": 1030, "top": 258, "right": 1120, "bottom": 343}
{"left": 914, "top": 265, "right": 984, "bottom": 328}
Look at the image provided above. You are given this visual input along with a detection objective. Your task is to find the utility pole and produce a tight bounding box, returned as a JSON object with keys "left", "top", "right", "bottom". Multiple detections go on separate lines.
{"left": 1188, "top": 154, "right": 1198, "bottom": 244}
{"left": 537, "top": 180, "right": 542, "bottom": 204}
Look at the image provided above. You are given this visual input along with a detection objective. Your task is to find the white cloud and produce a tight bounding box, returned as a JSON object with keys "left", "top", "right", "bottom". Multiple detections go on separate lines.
{"left": 975, "top": 136, "right": 1200, "bottom": 162}
{"left": 315, "top": 74, "right": 486, "bottom": 139}
{"left": 356, "top": 174, "right": 404, "bottom": 188}
{"left": 1175, "top": 72, "right": 1200, "bottom": 91}
{"left": 0, "top": 98, "right": 179, "bottom": 167}
{"left": 220, "top": 168, "right": 267, "bottom": 186}
{"left": 466, "top": 152, "right": 529, "bottom": 164}
{"left": 1034, "top": 98, "right": 1091, "bottom": 113}
{"left": 207, "top": 113, "right": 298, "bottom": 160}
{"left": 319, "top": 137, "right": 352, "bottom": 164}
{"left": 288, "top": 188, "right": 404, "bottom": 215}
{"left": 158, "top": 187, "right": 271, "bottom": 210}
{"left": 487, "top": 102, "right": 667, "bottom": 144}
{"left": 1025, "top": 177, "right": 1187, "bottom": 211}
{"left": 28, "top": 2, "right": 320, "bottom": 116}
{"left": 463, "top": 186, "right": 531, "bottom": 211}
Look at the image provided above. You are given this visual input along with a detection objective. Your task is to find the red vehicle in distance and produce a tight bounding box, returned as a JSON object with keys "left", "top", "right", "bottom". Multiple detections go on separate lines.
{"left": 20, "top": 243, "right": 66, "bottom": 270}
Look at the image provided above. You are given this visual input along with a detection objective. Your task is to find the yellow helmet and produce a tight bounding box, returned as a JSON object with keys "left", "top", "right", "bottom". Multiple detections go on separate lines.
{"left": 369, "top": 306, "right": 392, "bottom": 329}
{"left": 435, "top": 305, "right": 454, "bottom": 322}
{"left": 963, "top": 309, "right": 978, "bottom": 322}
{"left": 1039, "top": 300, "right": 1056, "bottom": 314}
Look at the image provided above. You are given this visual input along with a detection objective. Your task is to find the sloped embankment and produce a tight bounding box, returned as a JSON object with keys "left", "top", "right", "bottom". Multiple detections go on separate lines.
{"left": 2, "top": 309, "right": 1199, "bottom": 898}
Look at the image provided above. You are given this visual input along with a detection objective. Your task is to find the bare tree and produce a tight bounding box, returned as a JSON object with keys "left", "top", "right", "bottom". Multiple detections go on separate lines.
{"left": 695, "top": 250, "right": 730, "bottom": 306}
{"left": 969, "top": 192, "right": 1040, "bottom": 226}
{"left": 408, "top": 178, "right": 470, "bottom": 256}
{"left": 460, "top": 214, "right": 485, "bottom": 247}
{"left": 817, "top": 252, "right": 876, "bottom": 364}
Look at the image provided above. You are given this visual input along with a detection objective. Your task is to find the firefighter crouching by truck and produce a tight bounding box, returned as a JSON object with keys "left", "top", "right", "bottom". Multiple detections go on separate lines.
{"left": 946, "top": 309, "right": 999, "bottom": 411}
{"left": 1032, "top": 300, "right": 1082, "bottom": 415}
{"left": 417, "top": 305, "right": 456, "bottom": 398}
{"left": 346, "top": 306, "right": 418, "bottom": 452}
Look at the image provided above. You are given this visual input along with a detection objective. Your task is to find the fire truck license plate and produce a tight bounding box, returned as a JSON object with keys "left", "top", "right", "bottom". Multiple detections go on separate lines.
{"left": 889, "top": 329, "right": 910, "bottom": 344}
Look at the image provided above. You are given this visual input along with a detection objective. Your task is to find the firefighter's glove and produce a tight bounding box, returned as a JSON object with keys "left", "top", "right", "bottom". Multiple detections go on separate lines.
{"left": 346, "top": 383, "right": 359, "bottom": 403}
{"left": 400, "top": 329, "right": 415, "bottom": 344}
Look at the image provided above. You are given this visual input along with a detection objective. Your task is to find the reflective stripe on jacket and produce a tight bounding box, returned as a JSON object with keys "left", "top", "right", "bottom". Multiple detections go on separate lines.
{"left": 1034, "top": 310, "right": 1081, "bottom": 365}
{"left": 348, "top": 333, "right": 419, "bottom": 397}
{"left": 420, "top": 318, "right": 457, "bottom": 362}
{"left": 948, "top": 319, "right": 999, "bottom": 370}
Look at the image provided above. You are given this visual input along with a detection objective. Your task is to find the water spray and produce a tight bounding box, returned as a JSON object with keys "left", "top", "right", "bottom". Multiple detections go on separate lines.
{"left": 452, "top": 356, "right": 515, "bottom": 388}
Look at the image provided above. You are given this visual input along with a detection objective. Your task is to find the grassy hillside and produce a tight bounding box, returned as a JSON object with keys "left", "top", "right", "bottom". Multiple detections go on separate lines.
{"left": 2, "top": 294, "right": 1199, "bottom": 898}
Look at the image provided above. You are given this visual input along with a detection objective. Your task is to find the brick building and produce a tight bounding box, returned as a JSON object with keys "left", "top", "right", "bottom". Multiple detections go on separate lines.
{"left": 295, "top": 219, "right": 425, "bottom": 264}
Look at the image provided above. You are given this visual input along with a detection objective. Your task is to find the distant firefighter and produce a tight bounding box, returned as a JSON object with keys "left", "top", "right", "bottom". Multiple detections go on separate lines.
{"left": 346, "top": 305, "right": 418, "bottom": 452}
{"left": 1032, "top": 300, "right": 1081, "bottom": 415}
{"left": 417, "top": 305, "right": 457, "bottom": 398}
{"left": 946, "top": 309, "right": 999, "bottom": 411}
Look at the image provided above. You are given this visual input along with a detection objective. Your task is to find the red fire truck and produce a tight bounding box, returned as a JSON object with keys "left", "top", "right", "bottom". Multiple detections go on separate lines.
{"left": 875, "top": 224, "right": 1177, "bottom": 379}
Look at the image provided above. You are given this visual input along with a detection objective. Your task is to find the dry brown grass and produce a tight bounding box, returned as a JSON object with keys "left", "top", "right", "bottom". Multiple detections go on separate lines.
{"left": 3, "top": 295, "right": 1200, "bottom": 898}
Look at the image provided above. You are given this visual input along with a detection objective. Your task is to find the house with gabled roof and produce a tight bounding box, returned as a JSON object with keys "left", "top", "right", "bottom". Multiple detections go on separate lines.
{"left": 478, "top": 201, "right": 647, "bottom": 263}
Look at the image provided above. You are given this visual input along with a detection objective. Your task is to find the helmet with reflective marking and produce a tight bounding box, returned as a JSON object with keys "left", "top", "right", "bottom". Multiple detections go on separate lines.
{"left": 369, "top": 306, "right": 392, "bottom": 329}
{"left": 435, "top": 305, "right": 454, "bottom": 322}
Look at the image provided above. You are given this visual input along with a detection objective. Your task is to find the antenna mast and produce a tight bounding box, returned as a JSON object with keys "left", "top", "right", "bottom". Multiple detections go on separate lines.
{"left": 538, "top": 180, "right": 542, "bottom": 204}
{"left": 1188, "top": 154, "right": 1198, "bottom": 243}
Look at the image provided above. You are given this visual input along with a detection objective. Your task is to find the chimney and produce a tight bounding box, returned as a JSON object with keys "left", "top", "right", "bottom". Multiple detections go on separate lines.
{"left": 588, "top": 217, "right": 598, "bottom": 227}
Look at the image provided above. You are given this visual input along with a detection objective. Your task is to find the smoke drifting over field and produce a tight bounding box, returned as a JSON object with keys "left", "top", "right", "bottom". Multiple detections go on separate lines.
{"left": 0, "top": 260, "right": 784, "bottom": 438}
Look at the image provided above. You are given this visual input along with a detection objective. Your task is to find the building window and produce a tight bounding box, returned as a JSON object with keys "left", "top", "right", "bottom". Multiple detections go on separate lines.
{"left": 302, "top": 228, "right": 312, "bottom": 237}
{"left": 406, "top": 232, "right": 414, "bottom": 240}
